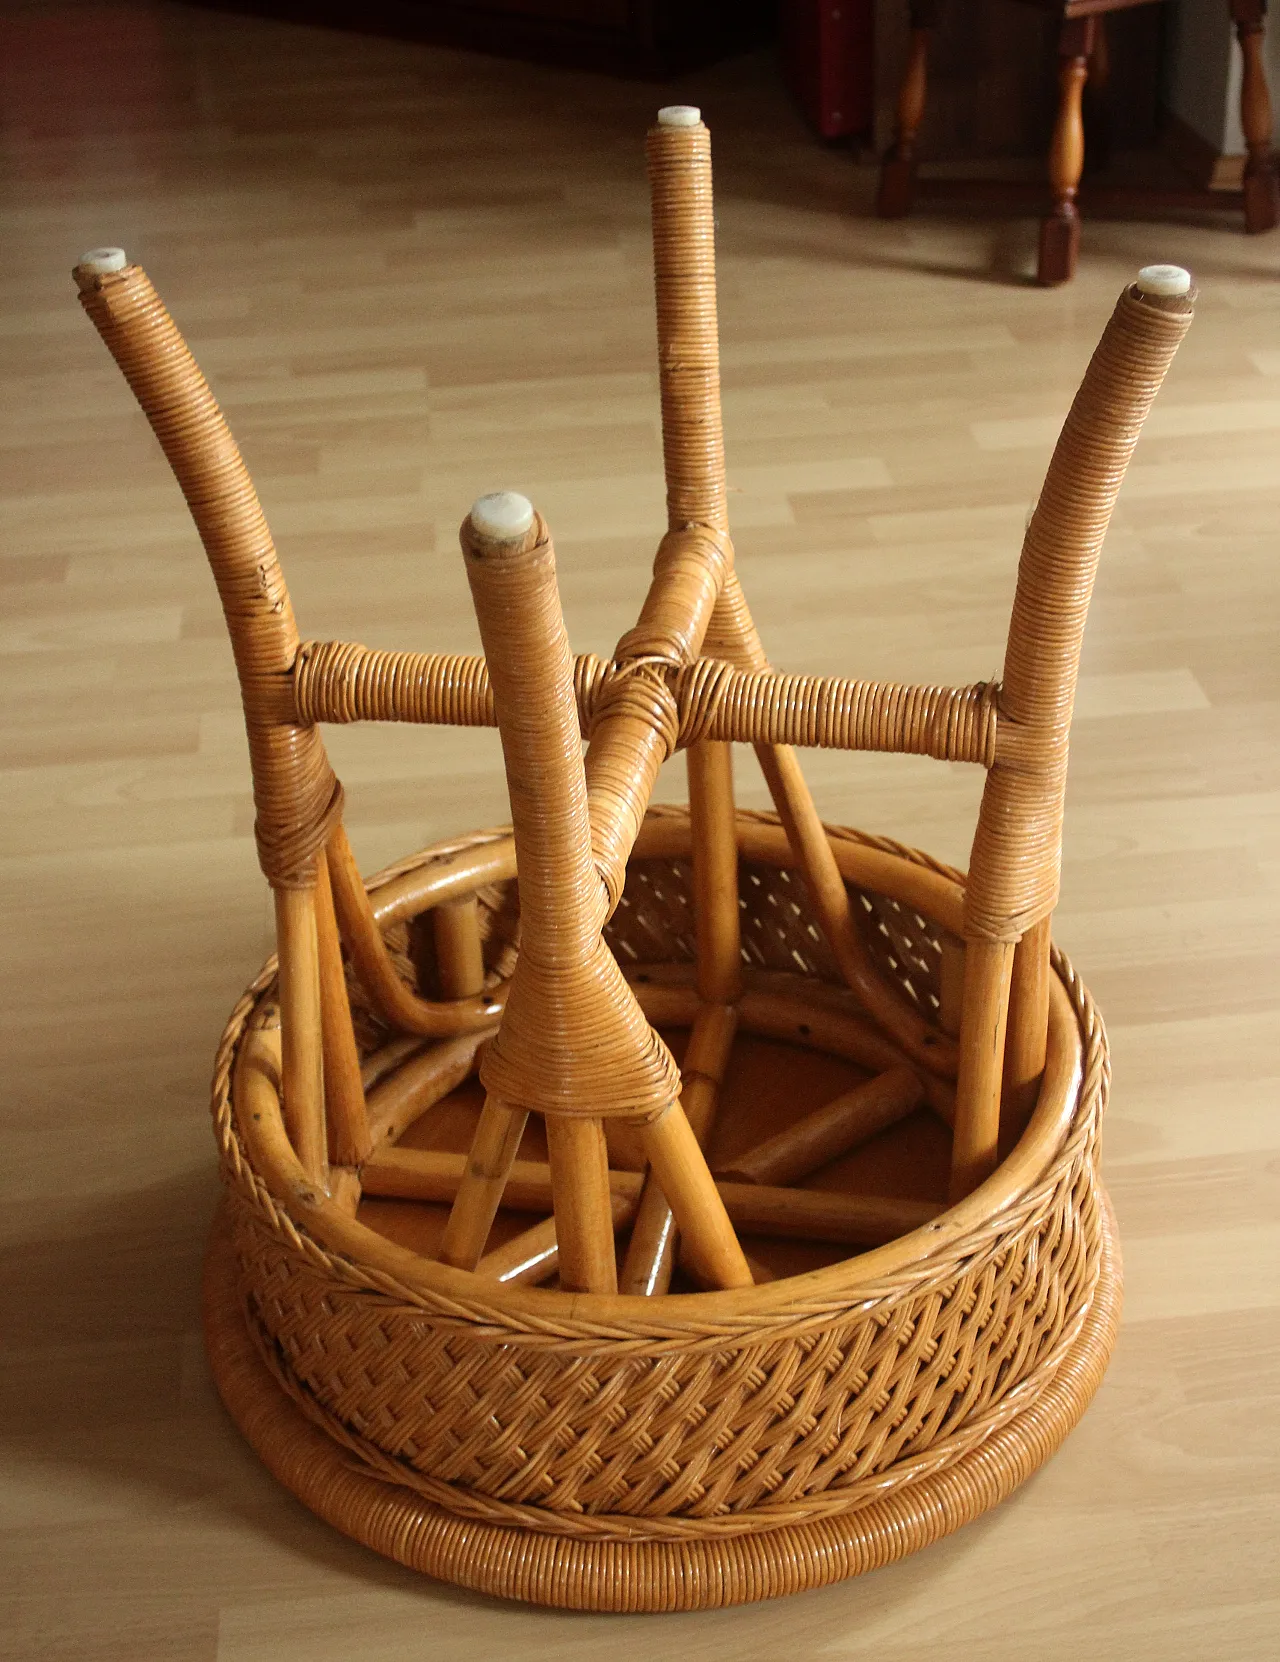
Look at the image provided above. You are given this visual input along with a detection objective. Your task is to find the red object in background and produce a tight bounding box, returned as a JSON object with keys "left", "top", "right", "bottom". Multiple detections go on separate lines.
{"left": 780, "top": 0, "right": 875, "bottom": 139}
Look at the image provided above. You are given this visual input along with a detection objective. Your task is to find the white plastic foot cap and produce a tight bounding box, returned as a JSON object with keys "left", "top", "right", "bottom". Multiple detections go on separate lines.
{"left": 658, "top": 105, "right": 701, "bottom": 127}
{"left": 470, "top": 491, "right": 535, "bottom": 540}
{"left": 1136, "top": 264, "right": 1191, "bottom": 297}
{"left": 78, "top": 247, "right": 128, "bottom": 274}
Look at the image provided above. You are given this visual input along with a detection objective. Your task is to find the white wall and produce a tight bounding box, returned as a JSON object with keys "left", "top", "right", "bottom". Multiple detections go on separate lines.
{"left": 1165, "top": 0, "right": 1280, "bottom": 152}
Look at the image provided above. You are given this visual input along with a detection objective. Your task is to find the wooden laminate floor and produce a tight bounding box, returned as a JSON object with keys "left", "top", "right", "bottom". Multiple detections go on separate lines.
{"left": 3, "top": 3, "right": 1279, "bottom": 1655}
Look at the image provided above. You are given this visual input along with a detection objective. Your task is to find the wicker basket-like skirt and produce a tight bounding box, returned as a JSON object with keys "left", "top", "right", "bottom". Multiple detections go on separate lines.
{"left": 203, "top": 810, "right": 1118, "bottom": 1612}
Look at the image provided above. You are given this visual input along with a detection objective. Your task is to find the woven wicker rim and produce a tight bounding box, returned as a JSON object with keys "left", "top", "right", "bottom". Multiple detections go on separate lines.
{"left": 203, "top": 1193, "right": 1122, "bottom": 1610}
{"left": 210, "top": 810, "right": 1108, "bottom": 1340}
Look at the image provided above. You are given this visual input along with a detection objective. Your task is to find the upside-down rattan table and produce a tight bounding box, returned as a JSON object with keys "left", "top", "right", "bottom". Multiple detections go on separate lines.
{"left": 72, "top": 106, "right": 1192, "bottom": 1612}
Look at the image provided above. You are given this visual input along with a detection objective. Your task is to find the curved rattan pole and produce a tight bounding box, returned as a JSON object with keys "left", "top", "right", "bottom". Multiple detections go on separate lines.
{"left": 294, "top": 640, "right": 999, "bottom": 766}
{"left": 365, "top": 1031, "right": 487, "bottom": 1149}
{"left": 72, "top": 251, "right": 344, "bottom": 1188}
{"left": 70, "top": 257, "right": 500, "bottom": 1053}
{"left": 73, "top": 253, "right": 341, "bottom": 887}
{"left": 370, "top": 810, "right": 966, "bottom": 945}
{"left": 635, "top": 978, "right": 954, "bottom": 1123}
{"left": 325, "top": 824, "right": 505, "bottom": 1038}
{"left": 455, "top": 494, "right": 751, "bottom": 1292}
{"left": 951, "top": 267, "right": 1194, "bottom": 1200}
{"left": 581, "top": 529, "right": 737, "bottom": 915}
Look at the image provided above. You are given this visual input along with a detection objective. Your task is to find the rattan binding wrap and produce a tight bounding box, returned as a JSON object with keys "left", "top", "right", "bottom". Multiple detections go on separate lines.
{"left": 205, "top": 814, "right": 1116, "bottom": 1605}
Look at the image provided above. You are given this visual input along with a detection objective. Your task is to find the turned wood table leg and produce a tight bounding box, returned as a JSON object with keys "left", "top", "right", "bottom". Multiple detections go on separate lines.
{"left": 1082, "top": 14, "right": 1111, "bottom": 176}
{"left": 1232, "top": 0, "right": 1280, "bottom": 233}
{"left": 878, "top": 0, "right": 942, "bottom": 219}
{"left": 1038, "top": 17, "right": 1094, "bottom": 287}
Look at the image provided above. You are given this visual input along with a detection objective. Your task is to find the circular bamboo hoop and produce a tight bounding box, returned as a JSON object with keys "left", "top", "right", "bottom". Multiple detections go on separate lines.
{"left": 204, "top": 811, "right": 1116, "bottom": 1610}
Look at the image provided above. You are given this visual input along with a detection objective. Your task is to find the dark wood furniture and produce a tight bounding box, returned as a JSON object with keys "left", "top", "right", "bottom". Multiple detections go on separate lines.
{"left": 200, "top": 0, "right": 772, "bottom": 77}
{"left": 877, "top": 0, "right": 1280, "bottom": 284}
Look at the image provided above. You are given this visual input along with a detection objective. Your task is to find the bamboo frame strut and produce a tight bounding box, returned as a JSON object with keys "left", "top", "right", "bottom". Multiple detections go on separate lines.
{"left": 292, "top": 639, "right": 1000, "bottom": 766}
{"left": 437, "top": 1097, "right": 529, "bottom": 1271}
{"left": 719, "top": 1066, "right": 925, "bottom": 1187}
{"left": 313, "top": 850, "right": 371, "bottom": 1166}
{"left": 1003, "top": 915, "right": 1053, "bottom": 1152}
{"left": 476, "top": 1193, "right": 640, "bottom": 1287}
{"left": 360, "top": 1144, "right": 942, "bottom": 1249}
{"left": 273, "top": 886, "right": 327, "bottom": 1189}
{"left": 432, "top": 896, "right": 486, "bottom": 998}
{"left": 621, "top": 742, "right": 742, "bottom": 1295}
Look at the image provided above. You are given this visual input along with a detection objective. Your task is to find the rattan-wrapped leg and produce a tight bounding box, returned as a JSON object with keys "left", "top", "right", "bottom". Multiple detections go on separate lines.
{"left": 955, "top": 267, "right": 1194, "bottom": 1197}
{"left": 645, "top": 112, "right": 953, "bottom": 1079}
{"left": 458, "top": 493, "right": 751, "bottom": 1291}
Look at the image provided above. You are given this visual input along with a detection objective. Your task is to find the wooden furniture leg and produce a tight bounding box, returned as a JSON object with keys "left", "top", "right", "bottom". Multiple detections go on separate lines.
{"left": 1233, "top": 0, "right": 1280, "bottom": 232}
{"left": 1082, "top": 14, "right": 1112, "bottom": 175}
{"left": 878, "top": 0, "right": 943, "bottom": 219}
{"left": 1039, "top": 17, "right": 1095, "bottom": 286}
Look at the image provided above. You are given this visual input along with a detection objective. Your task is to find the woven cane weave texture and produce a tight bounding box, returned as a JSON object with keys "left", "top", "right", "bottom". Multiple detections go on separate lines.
{"left": 204, "top": 1203, "right": 1120, "bottom": 1610}
{"left": 211, "top": 817, "right": 1108, "bottom": 1545}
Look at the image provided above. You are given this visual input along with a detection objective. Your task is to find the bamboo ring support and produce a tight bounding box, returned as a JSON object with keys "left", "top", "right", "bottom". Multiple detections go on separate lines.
{"left": 73, "top": 109, "right": 1189, "bottom": 1609}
